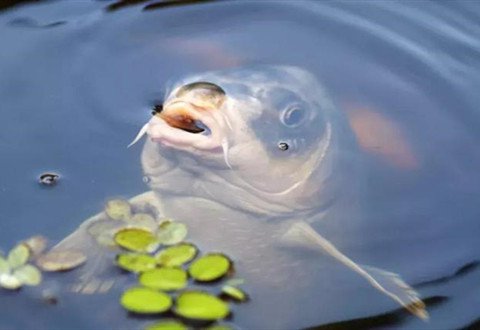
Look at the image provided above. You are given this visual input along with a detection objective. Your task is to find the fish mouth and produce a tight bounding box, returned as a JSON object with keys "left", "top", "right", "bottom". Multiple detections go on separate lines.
{"left": 146, "top": 99, "right": 228, "bottom": 151}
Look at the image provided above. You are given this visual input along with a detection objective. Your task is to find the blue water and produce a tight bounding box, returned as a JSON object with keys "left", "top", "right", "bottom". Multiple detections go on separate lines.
{"left": 0, "top": 1, "right": 479, "bottom": 329}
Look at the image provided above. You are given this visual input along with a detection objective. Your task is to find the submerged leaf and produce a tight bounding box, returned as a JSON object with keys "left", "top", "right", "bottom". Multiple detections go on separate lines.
{"left": 221, "top": 285, "right": 248, "bottom": 302}
{"left": 145, "top": 320, "right": 187, "bottom": 330}
{"left": 120, "top": 287, "right": 172, "bottom": 314}
{"left": 105, "top": 199, "right": 131, "bottom": 221}
{"left": 116, "top": 253, "right": 156, "bottom": 273}
{"left": 174, "top": 291, "right": 229, "bottom": 321}
{"left": 0, "top": 273, "right": 22, "bottom": 290}
{"left": 87, "top": 220, "right": 123, "bottom": 247}
{"left": 22, "top": 236, "right": 48, "bottom": 258}
{"left": 0, "top": 256, "right": 10, "bottom": 274}
{"left": 114, "top": 228, "right": 159, "bottom": 253}
{"left": 157, "top": 221, "right": 188, "bottom": 245}
{"left": 13, "top": 264, "right": 42, "bottom": 286}
{"left": 139, "top": 267, "right": 187, "bottom": 291}
{"left": 129, "top": 213, "right": 158, "bottom": 231}
{"left": 7, "top": 244, "right": 30, "bottom": 269}
{"left": 37, "top": 249, "right": 87, "bottom": 272}
{"left": 155, "top": 243, "right": 197, "bottom": 267}
{"left": 189, "top": 254, "right": 231, "bottom": 282}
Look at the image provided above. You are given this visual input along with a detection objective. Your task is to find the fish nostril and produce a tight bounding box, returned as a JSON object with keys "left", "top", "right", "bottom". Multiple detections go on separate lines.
{"left": 151, "top": 104, "right": 163, "bottom": 115}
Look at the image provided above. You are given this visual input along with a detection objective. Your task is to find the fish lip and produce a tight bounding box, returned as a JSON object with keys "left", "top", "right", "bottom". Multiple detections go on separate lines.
{"left": 147, "top": 100, "right": 224, "bottom": 151}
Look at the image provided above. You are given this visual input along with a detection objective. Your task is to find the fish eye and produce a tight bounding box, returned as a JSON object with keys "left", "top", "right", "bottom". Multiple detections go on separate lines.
{"left": 278, "top": 142, "right": 289, "bottom": 151}
{"left": 281, "top": 105, "right": 307, "bottom": 128}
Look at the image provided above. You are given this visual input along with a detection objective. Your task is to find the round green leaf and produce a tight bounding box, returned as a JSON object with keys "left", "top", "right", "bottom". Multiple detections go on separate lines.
{"left": 157, "top": 221, "right": 188, "bottom": 245}
{"left": 120, "top": 287, "right": 172, "bottom": 314}
{"left": 8, "top": 244, "right": 30, "bottom": 269}
{"left": 116, "top": 253, "right": 156, "bottom": 273}
{"left": 105, "top": 199, "right": 131, "bottom": 221}
{"left": 221, "top": 285, "right": 248, "bottom": 302}
{"left": 139, "top": 267, "right": 187, "bottom": 291}
{"left": 129, "top": 213, "right": 157, "bottom": 231}
{"left": 114, "top": 228, "right": 159, "bottom": 253}
{"left": 0, "top": 256, "right": 10, "bottom": 274}
{"left": 145, "top": 320, "right": 187, "bottom": 330}
{"left": 13, "top": 264, "right": 42, "bottom": 286}
{"left": 36, "top": 249, "right": 87, "bottom": 272}
{"left": 189, "top": 254, "right": 231, "bottom": 282}
{"left": 0, "top": 273, "right": 22, "bottom": 290}
{"left": 155, "top": 243, "right": 197, "bottom": 267}
{"left": 174, "top": 291, "right": 229, "bottom": 321}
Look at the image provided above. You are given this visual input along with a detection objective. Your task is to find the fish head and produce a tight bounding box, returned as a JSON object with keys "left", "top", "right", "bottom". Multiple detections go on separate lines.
{"left": 140, "top": 66, "right": 336, "bottom": 217}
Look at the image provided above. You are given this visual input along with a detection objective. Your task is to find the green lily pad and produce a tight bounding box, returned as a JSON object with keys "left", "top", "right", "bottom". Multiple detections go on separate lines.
{"left": 114, "top": 228, "right": 159, "bottom": 253}
{"left": 189, "top": 253, "right": 231, "bottom": 282}
{"left": 221, "top": 285, "right": 248, "bottom": 302}
{"left": 145, "top": 320, "right": 187, "bottom": 330}
{"left": 105, "top": 199, "right": 131, "bottom": 221}
{"left": 37, "top": 249, "right": 87, "bottom": 272}
{"left": 0, "top": 273, "right": 22, "bottom": 290}
{"left": 155, "top": 243, "right": 197, "bottom": 267}
{"left": 139, "top": 267, "right": 187, "bottom": 291}
{"left": 157, "top": 221, "right": 188, "bottom": 245}
{"left": 8, "top": 244, "right": 30, "bottom": 269}
{"left": 174, "top": 291, "right": 229, "bottom": 321}
{"left": 116, "top": 253, "right": 157, "bottom": 273}
{"left": 0, "top": 256, "right": 10, "bottom": 274}
{"left": 129, "top": 213, "right": 158, "bottom": 231}
{"left": 13, "top": 264, "right": 42, "bottom": 286}
{"left": 120, "top": 287, "right": 172, "bottom": 314}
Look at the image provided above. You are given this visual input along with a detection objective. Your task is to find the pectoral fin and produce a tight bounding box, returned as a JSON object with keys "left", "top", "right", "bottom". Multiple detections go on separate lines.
{"left": 281, "top": 221, "right": 428, "bottom": 320}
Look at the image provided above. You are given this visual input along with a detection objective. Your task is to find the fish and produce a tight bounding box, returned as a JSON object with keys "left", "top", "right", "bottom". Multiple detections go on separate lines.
{"left": 40, "top": 65, "right": 426, "bottom": 327}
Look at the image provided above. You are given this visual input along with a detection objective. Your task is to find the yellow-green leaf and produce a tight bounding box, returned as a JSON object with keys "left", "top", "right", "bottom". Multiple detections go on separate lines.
{"left": 139, "top": 267, "right": 187, "bottom": 291}
{"left": 8, "top": 244, "right": 30, "bottom": 269}
{"left": 120, "top": 287, "right": 172, "bottom": 314}
{"left": 114, "top": 228, "right": 159, "bottom": 253}
{"left": 145, "top": 320, "right": 187, "bottom": 330}
{"left": 221, "top": 285, "right": 248, "bottom": 302}
{"left": 0, "top": 256, "right": 10, "bottom": 274}
{"left": 174, "top": 291, "right": 229, "bottom": 321}
{"left": 0, "top": 273, "right": 22, "bottom": 290}
{"left": 189, "top": 253, "right": 231, "bottom": 282}
{"left": 155, "top": 243, "right": 197, "bottom": 267}
{"left": 116, "top": 253, "right": 156, "bottom": 273}
{"left": 13, "top": 264, "right": 42, "bottom": 286}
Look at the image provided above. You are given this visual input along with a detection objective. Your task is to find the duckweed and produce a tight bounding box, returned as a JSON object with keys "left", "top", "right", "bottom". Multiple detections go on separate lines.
{"left": 157, "top": 221, "right": 188, "bottom": 245}
{"left": 189, "top": 253, "right": 231, "bottom": 282}
{"left": 174, "top": 291, "right": 230, "bottom": 321}
{"left": 114, "top": 228, "right": 159, "bottom": 253}
{"left": 221, "top": 285, "right": 249, "bottom": 302}
{"left": 121, "top": 287, "right": 172, "bottom": 314}
{"left": 116, "top": 253, "right": 156, "bottom": 273}
{"left": 37, "top": 249, "right": 87, "bottom": 272}
{"left": 0, "top": 244, "right": 42, "bottom": 289}
{"left": 139, "top": 267, "right": 187, "bottom": 291}
{"left": 105, "top": 199, "right": 131, "bottom": 221}
{"left": 155, "top": 243, "right": 197, "bottom": 267}
{"left": 145, "top": 320, "right": 187, "bottom": 330}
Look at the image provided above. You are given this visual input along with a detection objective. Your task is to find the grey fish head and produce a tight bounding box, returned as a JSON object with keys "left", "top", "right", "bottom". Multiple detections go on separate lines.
{"left": 141, "top": 66, "right": 338, "bottom": 218}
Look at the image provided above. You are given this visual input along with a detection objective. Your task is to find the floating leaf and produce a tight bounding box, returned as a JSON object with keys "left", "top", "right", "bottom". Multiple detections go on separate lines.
{"left": 155, "top": 243, "right": 197, "bottom": 267}
{"left": 221, "top": 285, "right": 248, "bottom": 302}
{"left": 174, "top": 291, "right": 229, "bottom": 321}
{"left": 120, "top": 287, "right": 172, "bottom": 314}
{"left": 37, "top": 249, "right": 86, "bottom": 272}
{"left": 0, "top": 256, "right": 9, "bottom": 274}
{"left": 116, "top": 253, "right": 156, "bottom": 273}
{"left": 87, "top": 220, "right": 123, "bottom": 247}
{"left": 13, "top": 264, "right": 42, "bottom": 286}
{"left": 105, "top": 199, "right": 131, "bottom": 221}
{"left": 129, "top": 213, "right": 158, "bottom": 231}
{"left": 189, "top": 254, "right": 231, "bottom": 282}
{"left": 0, "top": 273, "right": 22, "bottom": 290}
{"left": 22, "top": 236, "right": 48, "bottom": 257}
{"left": 157, "top": 221, "right": 188, "bottom": 245}
{"left": 139, "top": 267, "right": 187, "bottom": 291}
{"left": 207, "top": 325, "right": 234, "bottom": 330}
{"left": 145, "top": 320, "right": 187, "bottom": 330}
{"left": 7, "top": 244, "right": 30, "bottom": 269}
{"left": 114, "top": 228, "right": 159, "bottom": 253}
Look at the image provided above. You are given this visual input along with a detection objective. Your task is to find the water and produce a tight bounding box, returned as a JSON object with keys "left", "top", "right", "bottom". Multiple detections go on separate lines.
{"left": 0, "top": 0, "right": 480, "bottom": 329}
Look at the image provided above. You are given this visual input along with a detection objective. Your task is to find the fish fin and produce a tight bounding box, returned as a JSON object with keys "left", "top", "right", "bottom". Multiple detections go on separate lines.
{"left": 281, "top": 221, "right": 428, "bottom": 320}
{"left": 345, "top": 107, "right": 418, "bottom": 170}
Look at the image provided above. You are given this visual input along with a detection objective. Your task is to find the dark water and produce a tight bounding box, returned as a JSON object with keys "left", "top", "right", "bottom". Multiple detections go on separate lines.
{"left": 0, "top": 0, "right": 480, "bottom": 329}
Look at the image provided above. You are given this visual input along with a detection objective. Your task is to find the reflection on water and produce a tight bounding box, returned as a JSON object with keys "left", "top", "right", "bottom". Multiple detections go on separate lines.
{"left": 0, "top": 0, "right": 479, "bottom": 329}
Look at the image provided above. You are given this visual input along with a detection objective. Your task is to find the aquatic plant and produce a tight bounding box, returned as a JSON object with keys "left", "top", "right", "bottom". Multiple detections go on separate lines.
{"left": 0, "top": 244, "right": 42, "bottom": 290}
